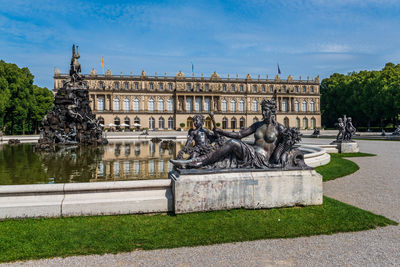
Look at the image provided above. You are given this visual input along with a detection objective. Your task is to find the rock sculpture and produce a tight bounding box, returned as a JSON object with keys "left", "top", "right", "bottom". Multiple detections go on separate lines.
{"left": 170, "top": 96, "right": 308, "bottom": 170}
{"left": 36, "top": 45, "right": 107, "bottom": 150}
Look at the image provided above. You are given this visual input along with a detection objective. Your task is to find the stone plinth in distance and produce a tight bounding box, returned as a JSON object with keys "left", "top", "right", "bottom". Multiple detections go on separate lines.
{"left": 170, "top": 169, "right": 323, "bottom": 214}
{"left": 331, "top": 141, "right": 360, "bottom": 153}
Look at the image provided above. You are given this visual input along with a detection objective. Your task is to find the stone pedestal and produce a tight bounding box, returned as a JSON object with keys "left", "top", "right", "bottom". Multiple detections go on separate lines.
{"left": 170, "top": 169, "right": 323, "bottom": 214}
{"left": 331, "top": 141, "right": 359, "bottom": 153}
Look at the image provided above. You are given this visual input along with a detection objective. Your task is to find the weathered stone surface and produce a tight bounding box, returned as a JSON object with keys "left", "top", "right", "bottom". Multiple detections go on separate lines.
{"left": 339, "top": 142, "right": 359, "bottom": 153}
{"left": 170, "top": 169, "right": 323, "bottom": 214}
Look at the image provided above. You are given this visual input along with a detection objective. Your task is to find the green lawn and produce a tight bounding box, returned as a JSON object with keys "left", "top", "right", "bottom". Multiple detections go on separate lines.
{"left": 0, "top": 151, "right": 396, "bottom": 263}
{"left": 315, "top": 152, "right": 375, "bottom": 182}
{"left": 0, "top": 197, "right": 396, "bottom": 263}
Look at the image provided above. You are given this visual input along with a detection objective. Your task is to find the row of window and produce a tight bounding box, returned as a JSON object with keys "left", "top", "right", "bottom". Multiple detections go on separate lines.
{"left": 97, "top": 97, "right": 174, "bottom": 112}
{"left": 102, "top": 116, "right": 175, "bottom": 130}
{"left": 91, "top": 81, "right": 316, "bottom": 93}
{"left": 98, "top": 97, "right": 316, "bottom": 113}
{"left": 98, "top": 160, "right": 173, "bottom": 177}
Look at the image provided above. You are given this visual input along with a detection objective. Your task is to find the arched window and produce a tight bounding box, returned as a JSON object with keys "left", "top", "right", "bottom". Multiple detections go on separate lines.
{"left": 252, "top": 99, "right": 258, "bottom": 112}
{"left": 303, "top": 117, "right": 308, "bottom": 129}
{"left": 149, "top": 117, "right": 155, "bottom": 129}
{"left": 222, "top": 99, "right": 227, "bottom": 112}
{"left": 204, "top": 98, "right": 211, "bottom": 111}
{"left": 253, "top": 117, "right": 259, "bottom": 123}
{"left": 239, "top": 99, "right": 245, "bottom": 112}
{"left": 284, "top": 117, "right": 289, "bottom": 128}
{"left": 296, "top": 117, "right": 300, "bottom": 128}
{"left": 159, "top": 117, "right": 165, "bottom": 129}
{"left": 124, "top": 117, "right": 130, "bottom": 126}
{"left": 222, "top": 117, "right": 228, "bottom": 129}
{"left": 123, "top": 98, "right": 130, "bottom": 111}
{"left": 114, "top": 117, "right": 120, "bottom": 126}
{"left": 134, "top": 117, "right": 140, "bottom": 127}
{"left": 168, "top": 117, "right": 174, "bottom": 130}
{"left": 158, "top": 98, "right": 164, "bottom": 112}
{"left": 310, "top": 101, "right": 315, "bottom": 112}
{"left": 311, "top": 117, "right": 316, "bottom": 129}
{"left": 195, "top": 97, "right": 201, "bottom": 111}
{"left": 186, "top": 98, "right": 193, "bottom": 112}
{"left": 97, "top": 97, "right": 105, "bottom": 111}
{"left": 302, "top": 100, "right": 307, "bottom": 112}
{"left": 133, "top": 98, "right": 140, "bottom": 111}
{"left": 113, "top": 98, "right": 120, "bottom": 111}
{"left": 294, "top": 100, "right": 299, "bottom": 112}
{"left": 282, "top": 100, "right": 287, "bottom": 112}
{"left": 168, "top": 98, "right": 174, "bottom": 111}
{"left": 148, "top": 98, "right": 155, "bottom": 111}
{"left": 230, "top": 99, "right": 236, "bottom": 112}
{"left": 240, "top": 117, "right": 245, "bottom": 129}
{"left": 187, "top": 117, "right": 193, "bottom": 128}
{"left": 231, "top": 117, "right": 237, "bottom": 129}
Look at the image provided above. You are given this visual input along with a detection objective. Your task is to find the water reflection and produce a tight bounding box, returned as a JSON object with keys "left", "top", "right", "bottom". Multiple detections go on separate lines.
{"left": 0, "top": 140, "right": 183, "bottom": 185}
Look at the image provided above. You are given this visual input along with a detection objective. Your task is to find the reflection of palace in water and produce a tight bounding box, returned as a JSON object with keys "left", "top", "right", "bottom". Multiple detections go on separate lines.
{"left": 91, "top": 141, "right": 182, "bottom": 182}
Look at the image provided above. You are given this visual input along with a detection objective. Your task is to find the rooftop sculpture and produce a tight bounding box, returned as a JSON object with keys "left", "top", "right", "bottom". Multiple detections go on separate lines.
{"left": 36, "top": 45, "right": 107, "bottom": 150}
{"left": 170, "top": 94, "right": 308, "bottom": 170}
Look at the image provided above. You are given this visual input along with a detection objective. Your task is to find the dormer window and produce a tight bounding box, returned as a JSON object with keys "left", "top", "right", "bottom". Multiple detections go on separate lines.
{"left": 149, "top": 83, "right": 154, "bottom": 90}
{"left": 114, "top": 82, "right": 119, "bottom": 89}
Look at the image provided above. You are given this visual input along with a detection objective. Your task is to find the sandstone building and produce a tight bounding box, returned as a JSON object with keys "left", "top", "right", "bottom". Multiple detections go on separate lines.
{"left": 54, "top": 69, "right": 321, "bottom": 131}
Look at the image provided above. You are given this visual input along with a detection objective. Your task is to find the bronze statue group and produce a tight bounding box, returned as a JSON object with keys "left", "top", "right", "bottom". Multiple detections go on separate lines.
{"left": 171, "top": 96, "right": 308, "bottom": 170}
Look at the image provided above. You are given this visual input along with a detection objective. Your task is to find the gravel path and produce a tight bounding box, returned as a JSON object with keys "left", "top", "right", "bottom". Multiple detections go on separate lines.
{"left": 3, "top": 140, "right": 400, "bottom": 267}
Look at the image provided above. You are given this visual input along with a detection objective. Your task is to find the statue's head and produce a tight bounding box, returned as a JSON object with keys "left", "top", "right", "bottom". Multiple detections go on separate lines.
{"left": 261, "top": 99, "right": 276, "bottom": 121}
{"left": 338, "top": 118, "right": 343, "bottom": 122}
{"left": 193, "top": 114, "right": 204, "bottom": 128}
{"left": 348, "top": 117, "right": 352, "bottom": 122}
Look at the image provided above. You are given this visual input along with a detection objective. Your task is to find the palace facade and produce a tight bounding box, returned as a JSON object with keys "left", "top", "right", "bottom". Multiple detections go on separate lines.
{"left": 53, "top": 69, "right": 321, "bottom": 130}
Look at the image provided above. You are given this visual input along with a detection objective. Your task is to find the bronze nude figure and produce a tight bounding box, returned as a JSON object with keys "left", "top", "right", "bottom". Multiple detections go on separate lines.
{"left": 170, "top": 97, "right": 307, "bottom": 170}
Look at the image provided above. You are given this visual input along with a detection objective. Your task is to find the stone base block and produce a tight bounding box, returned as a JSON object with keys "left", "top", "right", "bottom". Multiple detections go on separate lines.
{"left": 338, "top": 142, "right": 359, "bottom": 153}
{"left": 170, "top": 169, "right": 323, "bottom": 214}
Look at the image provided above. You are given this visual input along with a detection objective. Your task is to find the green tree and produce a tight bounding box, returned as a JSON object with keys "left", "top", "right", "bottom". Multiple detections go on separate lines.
{"left": 0, "top": 60, "right": 53, "bottom": 135}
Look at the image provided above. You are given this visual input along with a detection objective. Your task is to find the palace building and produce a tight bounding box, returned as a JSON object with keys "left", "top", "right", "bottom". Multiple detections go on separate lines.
{"left": 53, "top": 68, "right": 321, "bottom": 131}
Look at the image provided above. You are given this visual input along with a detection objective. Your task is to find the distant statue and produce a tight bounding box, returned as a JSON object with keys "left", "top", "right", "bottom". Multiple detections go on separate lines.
{"left": 311, "top": 128, "right": 320, "bottom": 137}
{"left": 69, "top": 44, "right": 82, "bottom": 83}
{"left": 171, "top": 97, "right": 307, "bottom": 170}
{"left": 392, "top": 126, "right": 400, "bottom": 136}
{"left": 334, "top": 115, "right": 356, "bottom": 142}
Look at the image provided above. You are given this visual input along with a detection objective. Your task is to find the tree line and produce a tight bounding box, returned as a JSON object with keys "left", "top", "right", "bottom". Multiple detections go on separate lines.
{"left": 321, "top": 63, "right": 400, "bottom": 130}
{"left": 0, "top": 60, "right": 53, "bottom": 135}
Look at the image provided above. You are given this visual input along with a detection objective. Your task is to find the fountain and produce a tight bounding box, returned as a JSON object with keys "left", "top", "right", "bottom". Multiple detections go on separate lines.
{"left": 36, "top": 45, "right": 107, "bottom": 150}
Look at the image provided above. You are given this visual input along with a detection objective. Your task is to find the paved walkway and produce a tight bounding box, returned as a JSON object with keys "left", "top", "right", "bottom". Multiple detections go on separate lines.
{"left": 3, "top": 140, "right": 400, "bottom": 266}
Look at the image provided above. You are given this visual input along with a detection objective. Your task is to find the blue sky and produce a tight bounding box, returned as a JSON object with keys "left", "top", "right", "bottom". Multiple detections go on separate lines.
{"left": 1, "top": 0, "right": 400, "bottom": 89}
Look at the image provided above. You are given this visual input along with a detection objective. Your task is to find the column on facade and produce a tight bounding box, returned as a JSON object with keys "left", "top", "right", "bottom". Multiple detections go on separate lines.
{"left": 202, "top": 96, "right": 205, "bottom": 112}
{"left": 183, "top": 95, "right": 186, "bottom": 111}
{"left": 94, "top": 94, "right": 97, "bottom": 111}
{"left": 211, "top": 97, "right": 214, "bottom": 112}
